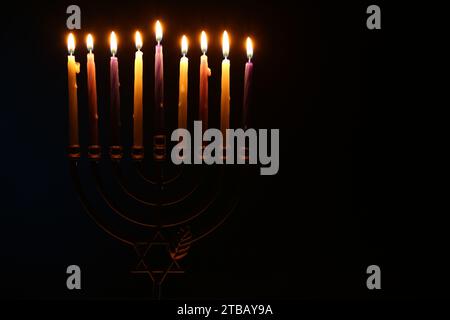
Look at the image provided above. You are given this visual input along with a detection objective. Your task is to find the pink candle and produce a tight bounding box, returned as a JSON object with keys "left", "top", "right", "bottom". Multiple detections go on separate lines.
{"left": 154, "top": 21, "right": 164, "bottom": 131}
{"left": 133, "top": 31, "right": 144, "bottom": 152}
{"left": 86, "top": 34, "right": 99, "bottom": 149}
{"left": 243, "top": 37, "right": 254, "bottom": 129}
{"left": 110, "top": 32, "right": 121, "bottom": 147}
{"left": 199, "top": 31, "right": 211, "bottom": 129}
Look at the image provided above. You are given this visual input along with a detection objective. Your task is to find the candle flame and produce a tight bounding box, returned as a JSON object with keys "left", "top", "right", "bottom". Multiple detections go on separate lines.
{"left": 86, "top": 34, "right": 94, "bottom": 52}
{"left": 181, "top": 35, "right": 188, "bottom": 56}
{"left": 67, "top": 33, "right": 75, "bottom": 54}
{"left": 246, "top": 37, "right": 253, "bottom": 60}
{"left": 200, "top": 31, "right": 207, "bottom": 53}
{"left": 222, "top": 31, "right": 229, "bottom": 58}
{"left": 135, "top": 31, "right": 142, "bottom": 50}
{"left": 155, "top": 20, "right": 163, "bottom": 43}
{"left": 110, "top": 31, "right": 118, "bottom": 56}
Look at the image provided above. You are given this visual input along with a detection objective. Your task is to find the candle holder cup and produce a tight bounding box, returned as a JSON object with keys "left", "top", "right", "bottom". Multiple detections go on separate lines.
{"left": 88, "top": 145, "right": 101, "bottom": 160}
{"left": 153, "top": 134, "right": 166, "bottom": 162}
{"left": 109, "top": 145, "right": 123, "bottom": 160}
{"left": 221, "top": 145, "right": 229, "bottom": 162}
{"left": 68, "top": 144, "right": 81, "bottom": 159}
{"left": 131, "top": 145, "right": 145, "bottom": 161}
{"left": 241, "top": 146, "right": 249, "bottom": 162}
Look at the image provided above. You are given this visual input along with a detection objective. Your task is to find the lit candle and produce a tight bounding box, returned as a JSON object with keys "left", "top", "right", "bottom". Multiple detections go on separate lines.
{"left": 199, "top": 31, "right": 211, "bottom": 129}
{"left": 133, "top": 31, "right": 144, "bottom": 156}
{"left": 243, "top": 37, "right": 253, "bottom": 129}
{"left": 67, "top": 33, "right": 80, "bottom": 157}
{"left": 220, "top": 31, "right": 230, "bottom": 135}
{"left": 154, "top": 20, "right": 164, "bottom": 131}
{"left": 86, "top": 34, "right": 100, "bottom": 156}
{"left": 178, "top": 35, "right": 188, "bottom": 129}
{"left": 109, "top": 31, "right": 121, "bottom": 155}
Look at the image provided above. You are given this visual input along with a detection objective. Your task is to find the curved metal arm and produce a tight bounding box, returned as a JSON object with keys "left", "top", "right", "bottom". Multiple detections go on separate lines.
{"left": 70, "top": 160, "right": 135, "bottom": 245}
{"left": 190, "top": 168, "right": 243, "bottom": 243}
{"left": 191, "top": 195, "right": 240, "bottom": 244}
{"left": 113, "top": 163, "right": 201, "bottom": 208}
{"left": 134, "top": 161, "right": 184, "bottom": 186}
{"left": 72, "top": 158, "right": 243, "bottom": 248}
{"left": 90, "top": 161, "right": 159, "bottom": 228}
{"left": 155, "top": 169, "right": 224, "bottom": 228}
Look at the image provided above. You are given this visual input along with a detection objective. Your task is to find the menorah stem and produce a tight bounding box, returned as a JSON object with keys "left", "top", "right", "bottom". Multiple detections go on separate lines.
{"left": 153, "top": 133, "right": 166, "bottom": 162}
{"left": 156, "top": 162, "right": 163, "bottom": 228}
{"left": 153, "top": 282, "right": 162, "bottom": 300}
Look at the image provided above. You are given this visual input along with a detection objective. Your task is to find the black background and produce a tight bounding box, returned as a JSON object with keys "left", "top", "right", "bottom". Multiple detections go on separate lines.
{"left": 0, "top": 0, "right": 442, "bottom": 301}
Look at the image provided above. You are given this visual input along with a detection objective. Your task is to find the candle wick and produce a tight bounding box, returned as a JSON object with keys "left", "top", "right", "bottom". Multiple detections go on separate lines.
{"left": 157, "top": 40, "right": 161, "bottom": 45}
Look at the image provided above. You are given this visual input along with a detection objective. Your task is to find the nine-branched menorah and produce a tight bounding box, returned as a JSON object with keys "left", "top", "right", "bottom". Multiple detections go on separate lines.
{"left": 68, "top": 120, "right": 253, "bottom": 298}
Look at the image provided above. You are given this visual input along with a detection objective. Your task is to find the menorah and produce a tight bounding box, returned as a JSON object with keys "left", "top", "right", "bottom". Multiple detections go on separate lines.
{"left": 65, "top": 25, "right": 257, "bottom": 298}
{"left": 68, "top": 125, "right": 253, "bottom": 298}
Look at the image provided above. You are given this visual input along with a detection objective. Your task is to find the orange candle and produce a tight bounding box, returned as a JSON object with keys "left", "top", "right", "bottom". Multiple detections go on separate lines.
{"left": 178, "top": 35, "right": 189, "bottom": 129}
{"left": 220, "top": 31, "right": 230, "bottom": 135}
{"left": 67, "top": 33, "right": 80, "bottom": 156}
{"left": 86, "top": 34, "right": 99, "bottom": 151}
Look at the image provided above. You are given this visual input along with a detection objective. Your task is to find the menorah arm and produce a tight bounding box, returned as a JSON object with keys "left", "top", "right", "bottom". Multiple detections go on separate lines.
{"left": 189, "top": 166, "right": 246, "bottom": 243}
{"left": 134, "top": 162, "right": 184, "bottom": 186}
{"left": 90, "top": 161, "right": 159, "bottom": 228}
{"left": 156, "top": 167, "right": 236, "bottom": 230}
{"left": 113, "top": 163, "right": 202, "bottom": 208}
{"left": 70, "top": 160, "right": 134, "bottom": 246}
{"left": 89, "top": 160, "right": 229, "bottom": 229}
{"left": 154, "top": 177, "right": 222, "bottom": 228}
{"left": 191, "top": 194, "right": 240, "bottom": 244}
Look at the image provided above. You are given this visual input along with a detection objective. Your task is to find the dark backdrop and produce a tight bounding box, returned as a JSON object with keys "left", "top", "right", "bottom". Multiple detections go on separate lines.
{"left": 0, "top": 0, "right": 433, "bottom": 300}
